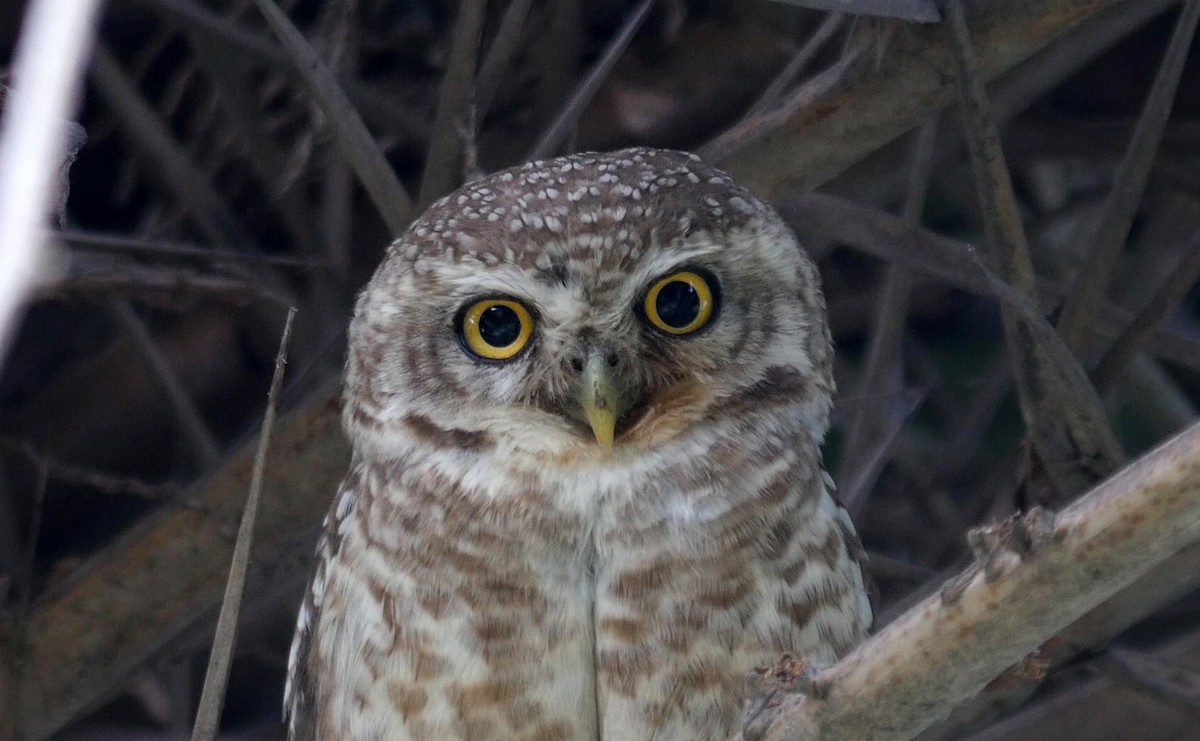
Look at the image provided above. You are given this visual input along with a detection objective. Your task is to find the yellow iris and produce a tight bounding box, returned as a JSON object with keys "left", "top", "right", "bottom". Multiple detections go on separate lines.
{"left": 642, "top": 270, "right": 715, "bottom": 335}
{"left": 460, "top": 299, "right": 534, "bottom": 360}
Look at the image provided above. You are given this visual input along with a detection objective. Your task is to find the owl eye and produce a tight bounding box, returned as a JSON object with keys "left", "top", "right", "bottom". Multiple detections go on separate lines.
{"left": 641, "top": 269, "right": 718, "bottom": 335}
{"left": 458, "top": 298, "right": 535, "bottom": 361}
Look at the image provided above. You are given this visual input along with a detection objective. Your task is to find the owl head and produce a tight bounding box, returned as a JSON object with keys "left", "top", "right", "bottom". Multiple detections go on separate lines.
{"left": 344, "top": 149, "right": 832, "bottom": 461}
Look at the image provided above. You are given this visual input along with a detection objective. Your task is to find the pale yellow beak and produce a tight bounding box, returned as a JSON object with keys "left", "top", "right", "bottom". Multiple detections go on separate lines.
{"left": 579, "top": 353, "right": 618, "bottom": 448}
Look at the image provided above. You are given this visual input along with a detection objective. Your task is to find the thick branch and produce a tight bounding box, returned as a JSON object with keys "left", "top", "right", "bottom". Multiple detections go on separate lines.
{"left": 712, "top": 0, "right": 1135, "bottom": 198}
{"left": 749, "top": 419, "right": 1200, "bottom": 740}
{"left": 0, "top": 387, "right": 348, "bottom": 739}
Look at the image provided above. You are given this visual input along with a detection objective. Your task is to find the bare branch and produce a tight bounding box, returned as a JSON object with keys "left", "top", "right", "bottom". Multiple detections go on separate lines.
{"left": 0, "top": 438, "right": 183, "bottom": 500}
{"left": 742, "top": 12, "right": 848, "bottom": 121}
{"left": 475, "top": 0, "right": 535, "bottom": 123}
{"left": 782, "top": 192, "right": 1200, "bottom": 376}
{"left": 713, "top": 0, "right": 1139, "bottom": 198}
{"left": 526, "top": 0, "right": 657, "bottom": 161}
{"left": 769, "top": 0, "right": 940, "bottom": 22}
{"left": 1092, "top": 226, "right": 1200, "bottom": 391}
{"left": 939, "top": 0, "right": 1123, "bottom": 498}
{"left": 191, "top": 307, "right": 294, "bottom": 741}
{"left": 839, "top": 119, "right": 937, "bottom": 513}
{"left": 109, "top": 300, "right": 223, "bottom": 468}
{"left": 88, "top": 44, "right": 261, "bottom": 251}
{"left": 252, "top": 0, "right": 414, "bottom": 235}
{"left": 0, "top": 383, "right": 349, "bottom": 739}
{"left": 417, "top": 0, "right": 489, "bottom": 208}
{"left": 1055, "top": 0, "right": 1200, "bottom": 354}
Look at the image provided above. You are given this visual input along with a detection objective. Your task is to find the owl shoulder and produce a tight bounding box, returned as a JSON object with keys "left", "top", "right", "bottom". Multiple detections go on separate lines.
{"left": 283, "top": 460, "right": 366, "bottom": 739}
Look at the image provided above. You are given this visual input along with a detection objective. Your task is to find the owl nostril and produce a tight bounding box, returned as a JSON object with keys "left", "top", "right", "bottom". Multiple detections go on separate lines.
{"left": 569, "top": 357, "right": 584, "bottom": 372}
{"left": 606, "top": 353, "right": 619, "bottom": 367}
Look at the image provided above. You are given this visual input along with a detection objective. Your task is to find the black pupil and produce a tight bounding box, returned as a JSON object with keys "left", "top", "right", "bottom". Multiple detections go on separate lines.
{"left": 479, "top": 305, "right": 522, "bottom": 347}
{"left": 655, "top": 280, "right": 701, "bottom": 328}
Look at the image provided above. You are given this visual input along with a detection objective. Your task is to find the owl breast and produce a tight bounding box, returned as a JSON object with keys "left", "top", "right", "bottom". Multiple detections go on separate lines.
{"left": 293, "top": 404, "right": 868, "bottom": 740}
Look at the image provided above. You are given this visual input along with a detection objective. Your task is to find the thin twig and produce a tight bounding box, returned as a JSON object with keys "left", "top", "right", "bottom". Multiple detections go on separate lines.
{"left": 191, "top": 307, "right": 295, "bottom": 741}
{"left": 89, "top": 44, "right": 262, "bottom": 251}
{"left": 769, "top": 0, "right": 939, "bottom": 22}
{"left": 1100, "top": 646, "right": 1200, "bottom": 722}
{"left": 60, "top": 229, "right": 330, "bottom": 269}
{"left": 194, "top": 43, "right": 328, "bottom": 264}
{"left": 839, "top": 118, "right": 937, "bottom": 513}
{"left": 109, "top": 300, "right": 223, "bottom": 468}
{"left": 252, "top": 0, "right": 413, "bottom": 235}
{"left": 417, "top": 0, "right": 489, "bottom": 209}
{"left": 4, "top": 458, "right": 47, "bottom": 741}
{"left": 46, "top": 261, "right": 285, "bottom": 307}
{"left": 782, "top": 192, "right": 1200, "bottom": 376}
{"left": 128, "top": 0, "right": 430, "bottom": 144}
{"left": 842, "top": 386, "right": 929, "bottom": 513}
{"left": 475, "top": 0, "right": 535, "bottom": 122}
{"left": 1092, "top": 229, "right": 1200, "bottom": 392}
{"left": 713, "top": 0, "right": 1134, "bottom": 198}
{"left": 745, "top": 13, "right": 848, "bottom": 119}
{"left": 526, "top": 0, "right": 657, "bottom": 161}
{"left": 0, "top": 0, "right": 105, "bottom": 360}
{"left": 940, "top": 0, "right": 1122, "bottom": 500}
{"left": 0, "top": 438, "right": 183, "bottom": 500}
{"left": 701, "top": 38, "right": 869, "bottom": 165}
{"left": 1055, "top": 0, "right": 1200, "bottom": 355}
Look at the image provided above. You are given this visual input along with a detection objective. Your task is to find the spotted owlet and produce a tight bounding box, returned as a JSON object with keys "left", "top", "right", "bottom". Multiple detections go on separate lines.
{"left": 284, "top": 148, "right": 871, "bottom": 740}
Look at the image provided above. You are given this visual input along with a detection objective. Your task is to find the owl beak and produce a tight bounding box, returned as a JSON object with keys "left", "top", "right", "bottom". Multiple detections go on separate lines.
{"left": 579, "top": 353, "right": 618, "bottom": 448}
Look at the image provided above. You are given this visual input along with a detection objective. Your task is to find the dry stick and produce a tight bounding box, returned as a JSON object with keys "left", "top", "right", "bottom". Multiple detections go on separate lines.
{"left": 771, "top": 0, "right": 940, "bottom": 22}
{"left": 701, "top": 38, "right": 869, "bottom": 165}
{"left": 840, "top": 119, "right": 937, "bottom": 514}
{"left": 747, "top": 418, "right": 1200, "bottom": 741}
{"left": 195, "top": 44, "right": 327, "bottom": 262}
{"left": 5, "top": 376, "right": 349, "bottom": 740}
{"left": 417, "top": 0, "right": 489, "bottom": 209}
{"left": 718, "top": 0, "right": 1135, "bottom": 199}
{"left": 4, "top": 458, "right": 48, "bottom": 741}
{"left": 782, "top": 192, "right": 1200, "bottom": 377}
{"left": 109, "top": 300, "right": 223, "bottom": 468}
{"left": 49, "top": 264, "right": 287, "bottom": 307}
{"left": 89, "top": 45, "right": 261, "bottom": 251}
{"left": 1093, "top": 227, "right": 1200, "bottom": 392}
{"left": 842, "top": 387, "right": 929, "bottom": 515}
{"left": 191, "top": 307, "right": 296, "bottom": 741}
{"left": 0, "top": 0, "right": 105, "bottom": 360}
{"left": 60, "top": 229, "right": 329, "bottom": 269}
{"left": 533, "top": 0, "right": 584, "bottom": 137}
{"left": 475, "top": 0, "right": 535, "bottom": 123}
{"left": 831, "top": 0, "right": 1181, "bottom": 213}
{"left": 1056, "top": 0, "right": 1200, "bottom": 355}
{"left": 526, "top": 0, "right": 658, "bottom": 161}
{"left": 1099, "top": 647, "right": 1200, "bottom": 722}
{"left": 130, "top": 0, "right": 430, "bottom": 144}
{"left": 745, "top": 12, "right": 848, "bottom": 120}
{"left": 252, "top": 0, "right": 412, "bottom": 236}
{"left": 940, "top": 0, "right": 1122, "bottom": 499}
{"left": 0, "top": 438, "right": 182, "bottom": 500}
